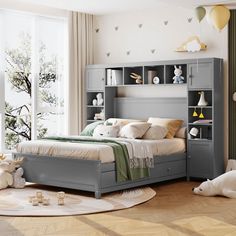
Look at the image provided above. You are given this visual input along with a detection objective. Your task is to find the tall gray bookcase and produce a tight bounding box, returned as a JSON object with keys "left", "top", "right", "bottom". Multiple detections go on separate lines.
{"left": 85, "top": 58, "right": 224, "bottom": 179}
{"left": 187, "top": 58, "right": 224, "bottom": 179}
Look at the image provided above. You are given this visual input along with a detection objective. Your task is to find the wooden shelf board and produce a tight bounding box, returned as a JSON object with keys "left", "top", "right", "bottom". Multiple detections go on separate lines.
{"left": 188, "top": 106, "right": 212, "bottom": 108}
{"left": 188, "top": 123, "right": 212, "bottom": 126}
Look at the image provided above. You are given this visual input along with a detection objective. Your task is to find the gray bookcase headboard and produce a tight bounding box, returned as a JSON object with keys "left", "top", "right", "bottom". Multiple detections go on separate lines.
{"left": 114, "top": 97, "right": 187, "bottom": 125}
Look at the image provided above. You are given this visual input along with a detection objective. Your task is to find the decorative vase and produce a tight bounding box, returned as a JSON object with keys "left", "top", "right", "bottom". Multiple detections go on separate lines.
{"left": 197, "top": 91, "right": 208, "bottom": 106}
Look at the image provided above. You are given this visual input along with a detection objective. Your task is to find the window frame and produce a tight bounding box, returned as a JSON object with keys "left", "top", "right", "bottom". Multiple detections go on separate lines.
{"left": 0, "top": 10, "right": 67, "bottom": 152}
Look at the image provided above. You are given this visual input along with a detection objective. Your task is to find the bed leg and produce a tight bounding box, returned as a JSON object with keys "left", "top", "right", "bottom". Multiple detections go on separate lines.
{"left": 95, "top": 191, "right": 101, "bottom": 199}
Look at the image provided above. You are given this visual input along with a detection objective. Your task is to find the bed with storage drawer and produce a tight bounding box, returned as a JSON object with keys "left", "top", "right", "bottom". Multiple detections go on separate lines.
{"left": 13, "top": 97, "right": 187, "bottom": 198}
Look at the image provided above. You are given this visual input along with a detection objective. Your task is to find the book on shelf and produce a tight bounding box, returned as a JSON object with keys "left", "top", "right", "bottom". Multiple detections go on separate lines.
{"left": 106, "top": 69, "right": 122, "bottom": 86}
{"left": 193, "top": 119, "right": 212, "bottom": 124}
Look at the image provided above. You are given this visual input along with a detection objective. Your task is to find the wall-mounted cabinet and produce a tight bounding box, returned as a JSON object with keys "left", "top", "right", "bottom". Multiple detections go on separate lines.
{"left": 188, "top": 62, "right": 213, "bottom": 89}
{"left": 86, "top": 69, "right": 105, "bottom": 91}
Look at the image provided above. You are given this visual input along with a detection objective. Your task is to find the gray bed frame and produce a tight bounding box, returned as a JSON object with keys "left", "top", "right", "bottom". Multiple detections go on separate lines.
{"left": 13, "top": 97, "right": 187, "bottom": 199}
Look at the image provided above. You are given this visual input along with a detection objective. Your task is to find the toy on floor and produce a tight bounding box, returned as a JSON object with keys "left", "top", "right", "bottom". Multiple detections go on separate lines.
{"left": 192, "top": 170, "right": 236, "bottom": 198}
{"left": 0, "top": 156, "right": 26, "bottom": 190}
{"left": 29, "top": 191, "right": 51, "bottom": 206}
{"left": 57, "top": 191, "right": 65, "bottom": 205}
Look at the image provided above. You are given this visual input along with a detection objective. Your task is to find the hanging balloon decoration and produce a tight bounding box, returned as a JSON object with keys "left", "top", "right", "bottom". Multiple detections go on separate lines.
{"left": 210, "top": 5, "right": 230, "bottom": 31}
{"left": 195, "top": 6, "right": 206, "bottom": 23}
{"left": 205, "top": 6, "right": 214, "bottom": 28}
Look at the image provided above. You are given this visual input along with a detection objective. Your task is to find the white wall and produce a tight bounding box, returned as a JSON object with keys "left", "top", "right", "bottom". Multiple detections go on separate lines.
{"left": 93, "top": 6, "right": 228, "bottom": 162}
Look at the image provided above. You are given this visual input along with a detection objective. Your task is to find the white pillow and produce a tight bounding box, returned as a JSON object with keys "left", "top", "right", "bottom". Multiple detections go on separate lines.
{"left": 175, "top": 127, "right": 187, "bottom": 139}
{"left": 104, "top": 118, "right": 143, "bottom": 126}
{"left": 147, "top": 117, "right": 183, "bottom": 139}
{"left": 119, "top": 122, "right": 151, "bottom": 139}
{"left": 93, "top": 125, "right": 119, "bottom": 138}
{"left": 142, "top": 125, "right": 168, "bottom": 140}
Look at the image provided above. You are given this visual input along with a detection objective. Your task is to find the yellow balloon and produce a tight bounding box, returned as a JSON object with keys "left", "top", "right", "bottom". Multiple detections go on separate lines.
{"left": 210, "top": 5, "right": 230, "bottom": 31}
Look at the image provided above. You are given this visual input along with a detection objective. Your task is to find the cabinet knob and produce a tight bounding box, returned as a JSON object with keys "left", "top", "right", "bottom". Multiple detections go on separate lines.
{"left": 167, "top": 167, "right": 171, "bottom": 172}
{"left": 102, "top": 78, "right": 105, "bottom": 81}
{"left": 188, "top": 155, "right": 191, "bottom": 159}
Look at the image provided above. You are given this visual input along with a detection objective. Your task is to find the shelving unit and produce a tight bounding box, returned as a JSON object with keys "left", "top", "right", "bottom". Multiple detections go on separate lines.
{"left": 86, "top": 58, "right": 224, "bottom": 180}
{"left": 187, "top": 58, "right": 224, "bottom": 179}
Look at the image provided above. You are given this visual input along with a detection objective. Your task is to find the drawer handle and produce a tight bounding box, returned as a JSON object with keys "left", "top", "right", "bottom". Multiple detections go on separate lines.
{"left": 167, "top": 167, "right": 171, "bottom": 172}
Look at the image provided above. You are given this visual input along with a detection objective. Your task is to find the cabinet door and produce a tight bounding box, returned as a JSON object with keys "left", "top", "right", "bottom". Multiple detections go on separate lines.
{"left": 188, "top": 62, "right": 212, "bottom": 89}
{"left": 86, "top": 69, "right": 105, "bottom": 91}
{"left": 188, "top": 141, "right": 213, "bottom": 179}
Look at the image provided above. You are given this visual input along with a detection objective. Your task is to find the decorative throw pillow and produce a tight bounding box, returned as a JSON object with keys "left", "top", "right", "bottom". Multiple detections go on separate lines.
{"left": 119, "top": 122, "right": 151, "bottom": 139}
{"left": 175, "top": 127, "right": 187, "bottom": 139}
{"left": 93, "top": 125, "right": 120, "bottom": 138}
{"left": 80, "top": 121, "right": 104, "bottom": 136}
{"left": 142, "top": 125, "right": 168, "bottom": 140}
{"left": 104, "top": 118, "right": 143, "bottom": 127}
{"left": 147, "top": 117, "right": 183, "bottom": 139}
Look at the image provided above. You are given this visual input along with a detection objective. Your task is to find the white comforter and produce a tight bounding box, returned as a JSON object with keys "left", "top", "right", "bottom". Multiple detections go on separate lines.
{"left": 16, "top": 137, "right": 186, "bottom": 163}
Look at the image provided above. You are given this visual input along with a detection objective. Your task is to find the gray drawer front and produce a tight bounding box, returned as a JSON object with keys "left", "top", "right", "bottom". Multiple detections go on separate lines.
{"left": 101, "top": 160, "right": 186, "bottom": 188}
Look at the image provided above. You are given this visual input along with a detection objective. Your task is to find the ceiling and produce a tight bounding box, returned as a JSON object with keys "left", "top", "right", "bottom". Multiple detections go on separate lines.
{"left": 14, "top": 0, "right": 236, "bottom": 14}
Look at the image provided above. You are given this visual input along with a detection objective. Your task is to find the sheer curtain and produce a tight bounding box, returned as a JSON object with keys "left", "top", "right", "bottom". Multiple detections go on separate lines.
{"left": 67, "top": 12, "right": 93, "bottom": 135}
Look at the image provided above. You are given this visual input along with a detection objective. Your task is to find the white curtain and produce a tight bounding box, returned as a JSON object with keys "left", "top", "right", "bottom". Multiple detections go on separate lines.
{"left": 67, "top": 11, "right": 93, "bottom": 135}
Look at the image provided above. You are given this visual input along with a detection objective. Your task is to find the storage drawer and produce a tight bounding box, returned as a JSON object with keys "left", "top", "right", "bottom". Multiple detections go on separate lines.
{"left": 101, "top": 160, "right": 186, "bottom": 188}
{"left": 151, "top": 160, "right": 186, "bottom": 178}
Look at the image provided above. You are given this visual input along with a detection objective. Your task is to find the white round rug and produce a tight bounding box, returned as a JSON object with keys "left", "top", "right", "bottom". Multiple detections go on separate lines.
{"left": 0, "top": 185, "right": 156, "bottom": 216}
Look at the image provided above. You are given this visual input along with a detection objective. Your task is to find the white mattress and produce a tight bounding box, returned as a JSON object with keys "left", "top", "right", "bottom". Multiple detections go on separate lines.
{"left": 16, "top": 137, "right": 186, "bottom": 163}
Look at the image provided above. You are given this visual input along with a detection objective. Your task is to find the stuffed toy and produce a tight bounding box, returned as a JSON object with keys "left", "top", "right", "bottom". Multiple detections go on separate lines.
{"left": 12, "top": 167, "right": 26, "bottom": 188}
{"left": 93, "top": 124, "right": 119, "bottom": 138}
{"left": 0, "top": 161, "right": 13, "bottom": 189}
{"left": 0, "top": 155, "right": 25, "bottom": 190}
{"left": 172, "top": 65, "right": 184, "bottom": 84}
{"left": 193, "top": 170, "right": 236, "bottom": 198}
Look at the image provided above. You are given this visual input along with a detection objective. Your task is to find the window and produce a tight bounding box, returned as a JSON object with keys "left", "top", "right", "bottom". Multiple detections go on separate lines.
{"left": 0, "top": 10, "right": 67, "bottom": 151}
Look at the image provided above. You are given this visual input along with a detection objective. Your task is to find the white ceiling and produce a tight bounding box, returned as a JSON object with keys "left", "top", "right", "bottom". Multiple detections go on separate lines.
{"left": 13, "top": 0, "right": 236, "bottom": 15}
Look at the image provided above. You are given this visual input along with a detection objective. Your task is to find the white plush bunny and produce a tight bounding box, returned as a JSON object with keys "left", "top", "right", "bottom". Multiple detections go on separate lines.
{"left": 173, "top": 65, "right": 184, "bottom": 84}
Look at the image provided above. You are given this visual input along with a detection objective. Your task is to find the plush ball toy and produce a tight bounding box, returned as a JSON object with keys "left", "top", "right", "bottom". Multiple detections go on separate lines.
{"left": 193, "top": 170, "right": 236, "bottom": 198}
{"left": 173, "top": 65, "right": 184, "bottom": 84}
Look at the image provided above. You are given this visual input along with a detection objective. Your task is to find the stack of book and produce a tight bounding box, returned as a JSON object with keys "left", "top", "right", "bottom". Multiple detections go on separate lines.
{"left": 106, "top": 69, "right": 122, "bottom": 86}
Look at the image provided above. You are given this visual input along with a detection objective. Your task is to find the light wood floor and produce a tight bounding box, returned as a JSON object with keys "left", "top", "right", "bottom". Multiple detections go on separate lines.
{"left": 1, "top": 180, "right": 236, "bottom": 236}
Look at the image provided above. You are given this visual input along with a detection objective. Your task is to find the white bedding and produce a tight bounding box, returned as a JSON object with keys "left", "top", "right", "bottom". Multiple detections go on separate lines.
{"left": 16, "top": 137, "right": 186, "bottom": 163}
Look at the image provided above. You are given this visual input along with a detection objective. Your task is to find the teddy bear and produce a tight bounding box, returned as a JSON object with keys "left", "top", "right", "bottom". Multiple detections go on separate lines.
{"left": 0, "top": 161, "right": 13, "bottom": 189}
{"left": 172, "top": 65, "right": 184, "bottom": 84}
{"left": 0, "top": 155, "right": 25, "bottom": 190}
{"left": 192, "top": 170, "right": 236, "bottom": 198}
{"left": 12, "top": 167, "right": 26, "bottom": 188}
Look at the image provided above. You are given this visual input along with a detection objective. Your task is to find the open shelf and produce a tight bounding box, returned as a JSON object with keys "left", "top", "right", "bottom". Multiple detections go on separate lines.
{"left": 165, "top": 64, "right": 187, "bottom": 84}
{"left": 144, "top": 65, "right": 164, "bottom": 84}
{"left": 188, "top": 124, "right": 212, "bottom": 140}
{"left": 124, "top": 66, "right": 143, "bottom": 85}
{"left": 87, "top": 92, "right": 104, "bottom": 106}
{"left": 188, "top": 90, "right": 212, "bottom": 106}
{"left": 106, "top": 68, "right": 123, "bottom": 86}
